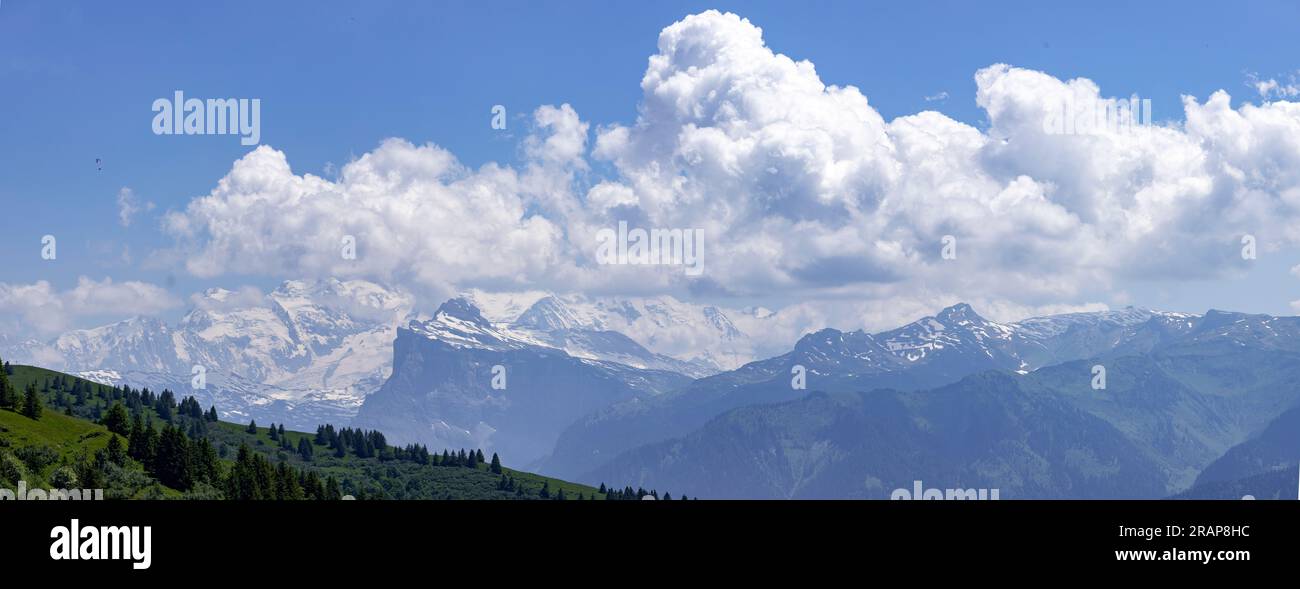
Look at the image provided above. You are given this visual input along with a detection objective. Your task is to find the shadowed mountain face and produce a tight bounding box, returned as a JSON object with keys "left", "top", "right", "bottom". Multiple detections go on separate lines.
{"left": 351, "top": 298, "right": 691, "bottom": 469}
{"left": 543, "top": 304, "right": 1196, "bottom": 479}
{"left": 585, "top": 373, "right": 1168, "bottom": 499}
{"left": 20, "top": 287, "right": 1300, "bottom": 500}
{"left": 1021, "top": 350, "right": 1300, "bottom": 492}
{"left": 1174, "top": 465, "right": 1300, "bottom": 500}
{"left": 1188, "top": 406, "right": 1300, "bottom": 491}
{"left": 561, "top": 307, "right": 1300, "bottom": 499}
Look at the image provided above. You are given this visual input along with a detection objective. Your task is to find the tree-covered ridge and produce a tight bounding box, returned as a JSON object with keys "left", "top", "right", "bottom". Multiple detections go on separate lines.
{"left": 0, "top": 361, "right": 684, "bottom": 500}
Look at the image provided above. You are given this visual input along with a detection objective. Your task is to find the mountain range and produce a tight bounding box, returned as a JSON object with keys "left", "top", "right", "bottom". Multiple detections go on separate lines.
{"left": 6, "top": 282, "right": 1300, "bottom": 499}
{"left": 543, "top": 303, "right": 1193, "bottom": 478}
{"left": 0, "top": 280, "right": 756, "bottom": 432}
{"left": 5, "top": 280, "right": 410, "bottom": 429}
{"left": 573, "top": 308, "right": 1300, "bottom": 498}
{"left": 350, "top": 297, "right": 695, "bottom": 469}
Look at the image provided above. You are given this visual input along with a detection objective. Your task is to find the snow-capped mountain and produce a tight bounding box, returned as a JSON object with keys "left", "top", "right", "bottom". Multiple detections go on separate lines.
{"left": 1006, "top": 306, "right": 1199, "bottom": 368}
{"left": 383, "top": 295, "right": 721, "bottom": 379}
{"left": 466, "top": 291, "right": 757, "bottom": 372}
{"left": 352, "top": 297, "right": 694, "bottom": 469}
{"left": 588, "top": 309, "right": 1300, "bottom": 499}
{"left": 0, "top": 282, "right": 753, "bottom": 431}
{"left": 3, "top": 279, "right": 413, "bottom": 430}
{"left": 542, "top": 303, "right": 1205, "bottom": 478}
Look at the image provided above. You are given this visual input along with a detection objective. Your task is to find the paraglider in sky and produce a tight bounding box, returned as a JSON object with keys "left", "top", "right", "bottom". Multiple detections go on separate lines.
{"left": 95, "top": 158, "right": 102, "bottom": 171}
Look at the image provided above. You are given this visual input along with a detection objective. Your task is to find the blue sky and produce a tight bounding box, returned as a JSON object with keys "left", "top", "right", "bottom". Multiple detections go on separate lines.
{"left": 2, "top": 0, "right": 1300, "bottom": 337}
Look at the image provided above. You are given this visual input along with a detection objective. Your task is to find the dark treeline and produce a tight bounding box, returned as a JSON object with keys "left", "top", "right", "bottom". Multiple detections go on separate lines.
{"left": 1, "top": 358, "right": 221, "bottom": 432}
{"left": 0, "top": 360, "right": 337, "bottom": 499}
{"left": 492, "top": 477, "right": 689, "bottom": 500}
{"left": 2, "top": 360, "right": 687, "bottom": 500}
{"left": 597, "top": 482, "right": 687, "bottom": 501}
{"left": 109, "top": 392, "right": 338, "bottom": 499}
{"left": 310, "top": 423, "right": 500, "bottom": 473}
{"left": 225, "top": 444, "right": 344, "bottom": 500}
{"left": 0, "top": 359, "right": 44, "bottom": 420}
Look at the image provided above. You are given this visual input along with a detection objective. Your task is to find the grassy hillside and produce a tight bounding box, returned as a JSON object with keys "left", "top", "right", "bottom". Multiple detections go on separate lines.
{"left": 1, "top": 364, "right": 621, "bottom": 500}
{"left": 1, "top": 366, "right": 178, "bottom": 498}
{"left": 0, "top": 405, "right": 112, "bottom": 459}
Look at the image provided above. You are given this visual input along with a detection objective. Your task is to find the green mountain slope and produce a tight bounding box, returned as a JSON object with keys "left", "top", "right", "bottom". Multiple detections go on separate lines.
{"left": 587, "top": 372, "right": 1168, "bottom": 499}
{"left": 1022, "top": 350, "right": 1300, "bottom": 492}
{"left": 1, "top": 364, "right": 630, "bottom": 500}
{"left": 1173, "top": 464, "right": 1299, "bottom": 500}
{"left": 1187, "top": 406, "right": 1300, "bottom": 490}
{"left": 586, "top": 345, "right": 1300, "bottom": 499}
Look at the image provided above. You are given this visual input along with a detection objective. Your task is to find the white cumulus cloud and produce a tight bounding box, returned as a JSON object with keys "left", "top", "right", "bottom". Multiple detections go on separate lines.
{"left": 0, "top": 277, "right": 181, "bottom": 338}
{"left": 156, "top": 10, "right": 1300, "bottom": 324}
{"left": 116, "top": 187, "right": 154, "bottom": 227}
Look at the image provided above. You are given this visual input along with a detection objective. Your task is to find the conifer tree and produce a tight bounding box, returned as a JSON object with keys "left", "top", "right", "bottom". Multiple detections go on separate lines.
{"left": 298, "top": 437, "right": 314, "bottom": 462}
{"left": 133, "top": 420, "right": 159, "bottom": 470}
{"left": 21, "top": 383, "right": 42, "bottom": 420}
{"left": 275, "top": 462, "right": 304, "bottom": 500}
{"left": 155, "top": 396, "right": 173, "bottom": 421}
{"left": 160, "top": 424, "right": 196, "bottom": 489}
{"left": 128, "top": 413, "right": 146, "bottom": 460}
{"left": 226, "top": 445, "right": 263, "bottom": 500}
{"left": 102, "top": 402, "right": 130, "bottom": 436}
{"left": 189, "top": 437, "right": 220, "bottom": 484}
{"left": 0, "top": 358, "right": 13, "bottom": 409}
{"left": 105, "top": 434, "right": 128, "bottom": 467}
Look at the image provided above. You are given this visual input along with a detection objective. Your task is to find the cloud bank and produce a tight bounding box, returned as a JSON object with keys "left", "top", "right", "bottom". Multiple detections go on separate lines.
{"left": 0, "top": 277, "right": 180, "bottom": 339}
{"left": 10, "top": 10, "right": 1300, "bottom": 348}
{"left": 159, "top": 12, "right": 1300, "bottom": 313}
